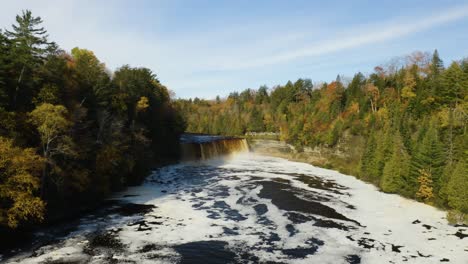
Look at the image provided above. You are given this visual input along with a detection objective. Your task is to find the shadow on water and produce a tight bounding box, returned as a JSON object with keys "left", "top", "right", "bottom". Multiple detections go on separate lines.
{"left": 174, "top": 241, "right": 236, "bottom": 264}
{"left": 2, "top": 153, "right": 367, "bottom": 263}
{"left": 0, "top": 199, "right": 158, "bottom": 260}
{"left": 0, "top": 156, "right": 240, "bottom": 261}
{"left": 258, "top": 181, "right": 361, "bottom": 226}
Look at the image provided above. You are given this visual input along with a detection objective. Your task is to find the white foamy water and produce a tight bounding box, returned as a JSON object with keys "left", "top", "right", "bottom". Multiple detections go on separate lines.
{"left": 3, "top": 153, "right": 467, "bottom": 264}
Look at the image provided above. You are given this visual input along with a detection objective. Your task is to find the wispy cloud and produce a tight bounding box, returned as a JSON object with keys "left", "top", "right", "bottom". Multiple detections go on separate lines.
{"left": 206, "top": 5, "right": 468, "bottom": 70}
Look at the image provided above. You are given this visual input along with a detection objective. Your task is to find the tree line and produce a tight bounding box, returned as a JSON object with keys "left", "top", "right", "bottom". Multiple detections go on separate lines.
{"left": 176, "top": 50, "right": 467, "bottom": 224}
{"left": 0, "top": 11, "right": 185, "bottom": 229}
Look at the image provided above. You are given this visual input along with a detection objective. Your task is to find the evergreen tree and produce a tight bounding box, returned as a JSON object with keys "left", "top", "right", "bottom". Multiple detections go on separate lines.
{"left": 410, "top": 120, "right": 445, "bottom": 198}
{"left": 0, "top": 10, "right": 186, "bottom": 230}
{"left": 256, "top": 85, "right": 269, "bottom": 104}
{"left": 5, "top": 10, "right": 56, "bottom": 109}
{"left": 461, "top": 58, "right": 468, "bottom": 75}
{"left": 345, "top": 72, "right": 365, "bottom": 108}
{"left": 364, "top": 123, "right": 394, "bottom": 184}
{"left": 247, "top": 107, "right": 265, "bottom": 132}
{"left": 440, "top": 62, "right": 467, "bottom": 107}
{"left": 0, "top": 30, "right": 9, "bottom": 107}
{"left": 359, "top": 130, "right": 377, "bottom": 181}
{"left": 430, "top": 49, "right": 444, "bottom": 77}
{"left": 447, "top": 156, "right": 468, "bottom": 213}
{"left": 381, "top": 132, "right": 411, "bottom": 194}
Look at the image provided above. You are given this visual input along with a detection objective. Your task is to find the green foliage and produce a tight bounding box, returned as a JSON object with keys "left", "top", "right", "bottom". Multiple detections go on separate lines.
{"left": 359, "top": 130, "right": 377, "bottom": 181}
{"left": 33, "top": 84, "right": 60, "bottom": 105}
{"left": 0, "top": 10, "right": 185, "bottom": 229}
{"left": 325, "top": 119, "right": 344, "bottom": 147}
{"left": 381, "top": 132, "right": 411, "bottom": 195}
{"left": 410, "top": 120, "right": 445, "bottom": 196}
{"left": 1, "top": 9, "right": 464, "bottom": 228}
{"left": 4, "top": 10, "right": 56, "bottom": 110}
{"left": 447, "top": 155, "right": 468, "bottom": 213}
{"left": 175, "top": 50, "right": 467, "bottom": 217}
{"left": 440, "top": 62, "right": 468, "bottom": 106}
{"left": 247, "top": 107, "right": 265, "bottom": 132}
{"left": 431, "top": 50, "right": 444, "bottom": 75}
{"left": 0, "top": 30, "right": 9, "bottom": 107}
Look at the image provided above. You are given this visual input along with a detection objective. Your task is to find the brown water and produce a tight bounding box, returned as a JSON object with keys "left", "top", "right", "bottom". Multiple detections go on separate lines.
{"left": 180, "top": 135, "right": 249, "bottom": 160}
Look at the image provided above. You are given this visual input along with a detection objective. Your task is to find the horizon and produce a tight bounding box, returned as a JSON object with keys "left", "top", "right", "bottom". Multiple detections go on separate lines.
{"left": 1, "top": 0, "right": 468, "bottom": 99}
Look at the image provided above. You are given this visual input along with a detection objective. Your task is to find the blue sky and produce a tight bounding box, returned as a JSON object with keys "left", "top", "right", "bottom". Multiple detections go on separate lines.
{"left": 1, "top": 0, "right": 468, "bottom": 99}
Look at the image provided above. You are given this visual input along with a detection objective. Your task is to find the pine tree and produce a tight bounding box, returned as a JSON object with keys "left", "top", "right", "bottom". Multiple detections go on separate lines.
{"left": 5, "top": 10, "right": 56, "bottom": 109}
{"left": 366, "top": 123, "right": 394, "bottom": 184}
{"left": 0, "top": 30, "right": 9, "bottom": 107}
{"left": 430, "top": 49, "right": 444, "bottom": 77}
{"left": 440, "top": 62, "right": 467, "bottom": 107}
{"left": 410, "top": 120, "right": 445, "bottom": 198}
{"left": 381, "top": 132, "right": 411, "bottom": 194}
{"left": 359, "top": 130, "right": 377, "bottom": 181}
{"left": 247, "top": 107, "right": 265, "bottom": 132}
{"left": 447, "top": 146, "right": 468, "bottom": 213}
{"left": 461, "top": 59, "right": 468, "bottom": 75}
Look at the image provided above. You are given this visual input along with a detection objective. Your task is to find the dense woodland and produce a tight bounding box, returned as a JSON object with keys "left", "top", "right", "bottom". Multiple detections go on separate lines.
{"left": 176, "top": 51, "right": 468, "bottom": 223}
{"left": 0, "top": 11, "right": 185, "bottom": 230}
{"left": 0, "top": 9, "right": 466, "bottom": 233}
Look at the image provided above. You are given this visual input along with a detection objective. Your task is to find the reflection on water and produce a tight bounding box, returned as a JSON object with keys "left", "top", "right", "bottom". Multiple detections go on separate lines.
{"left": 2, "top": 154, "right": 467, "bottom": 264}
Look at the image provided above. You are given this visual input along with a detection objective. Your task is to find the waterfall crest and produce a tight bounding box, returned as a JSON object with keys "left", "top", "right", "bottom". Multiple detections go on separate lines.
{"left": 180, "top": 136, "right": 249, "bottom": 161}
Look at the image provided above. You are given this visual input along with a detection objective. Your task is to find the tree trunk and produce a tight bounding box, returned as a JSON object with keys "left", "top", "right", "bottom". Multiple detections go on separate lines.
{"left": 13, "top": 64, "right": 25, "bottom": 108}
{"left": 40, "top": 146, "right": 49, "bottom": 199}
{"left": 40, "top": 162, "right": 48, "bottom": 199}
{"left": 447, "top": 108, "right": 454, "bottom": 166}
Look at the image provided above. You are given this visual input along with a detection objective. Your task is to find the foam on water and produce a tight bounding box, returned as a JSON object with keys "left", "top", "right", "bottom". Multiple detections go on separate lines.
{"left": 3, "top": 153, "right": 467, "bottom": 263}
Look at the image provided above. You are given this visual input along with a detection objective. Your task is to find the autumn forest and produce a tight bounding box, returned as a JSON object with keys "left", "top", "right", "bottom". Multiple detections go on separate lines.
{"left": 0, "top": 11, "right": 184, "bottom": 231}
{"left": 1, "top": 8, "right": 467, "bottom": 238}
{"left": 176, "top": 51, "right": 468, "bottom": 224}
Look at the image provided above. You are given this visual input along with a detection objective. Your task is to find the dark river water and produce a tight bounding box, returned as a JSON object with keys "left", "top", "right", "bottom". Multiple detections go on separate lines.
{"left": 1, "top": 153, "right": 467, "bottom": 263}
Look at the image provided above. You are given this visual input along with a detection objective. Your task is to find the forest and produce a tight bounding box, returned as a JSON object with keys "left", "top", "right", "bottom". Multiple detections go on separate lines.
{"left": 176, "top": 51, "right": 468, "bottom": 223}
{"left": 0, "top": 9, "right": 466, "bottom": 233}
{"left": 0, "top": 11, "right": 185, "bottom": 230}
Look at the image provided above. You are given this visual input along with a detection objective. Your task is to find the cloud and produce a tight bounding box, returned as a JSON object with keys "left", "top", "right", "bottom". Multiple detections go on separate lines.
{"left": 1, "top": 1, "right": 467, "bottom": 98}
{"left": 205, "top": 5, "right": 468, "bottom": 70}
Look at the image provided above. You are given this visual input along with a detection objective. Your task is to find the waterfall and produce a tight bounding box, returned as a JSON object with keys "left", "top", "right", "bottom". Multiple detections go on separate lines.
{"left": 180, "top": 137, "right": 249, "bottom": 161}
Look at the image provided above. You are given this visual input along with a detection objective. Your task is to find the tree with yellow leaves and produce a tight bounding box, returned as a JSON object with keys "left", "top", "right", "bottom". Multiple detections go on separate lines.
{"left": 136, "top": 96, "right": 149, "bottom": 112}
{"left": 401, "top": 70, "right": 417, "bottom": 100}
{"left": 416, "top": 169, "right": 434, "bottom": 204}
{"left": 29, "top": 103, "right": 75, "bottom": 197}
{"left": 0, "top": 137, "right": 45, "bottom": 228}
{"left": 364, "top": 83, "right": 379, "bottom": 113}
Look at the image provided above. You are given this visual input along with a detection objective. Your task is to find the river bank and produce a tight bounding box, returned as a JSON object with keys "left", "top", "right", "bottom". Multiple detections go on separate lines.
{"left": 248, "top": 137, "right": 365, "bottom": 176}
{"left": 248, "top": 137, "right": 468, "bottom": 225}
{"left": 0, "top": 134, "right": 249, "bottom": 260}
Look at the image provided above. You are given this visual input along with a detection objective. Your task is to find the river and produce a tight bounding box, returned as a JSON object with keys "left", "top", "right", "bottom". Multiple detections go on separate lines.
{"left": 1, "top": 146, "right": 467, "bottom": 263}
